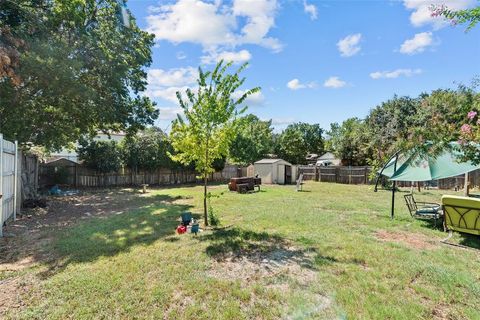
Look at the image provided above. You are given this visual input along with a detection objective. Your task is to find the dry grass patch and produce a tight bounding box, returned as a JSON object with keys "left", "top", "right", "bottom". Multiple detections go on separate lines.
{"left": 375, "top": 230, "right": 439, "bottom": 250}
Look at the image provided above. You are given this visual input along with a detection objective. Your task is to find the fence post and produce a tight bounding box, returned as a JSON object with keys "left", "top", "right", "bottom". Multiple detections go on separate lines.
{"left": 0, "top": 134, "right": 3, "bottom": 237}
{"left": 13, "top": 140, "right": 18, "bottom": 221}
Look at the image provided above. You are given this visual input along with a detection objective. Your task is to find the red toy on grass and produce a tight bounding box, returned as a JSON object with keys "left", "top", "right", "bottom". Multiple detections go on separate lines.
{"left": 176, "top": 225, "right": 187, "bottom": 234}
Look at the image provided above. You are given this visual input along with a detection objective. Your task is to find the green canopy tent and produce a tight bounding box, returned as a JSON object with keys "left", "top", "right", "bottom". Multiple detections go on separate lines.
{"left": 375, "top": 143, "right": 480, "bottom": 218}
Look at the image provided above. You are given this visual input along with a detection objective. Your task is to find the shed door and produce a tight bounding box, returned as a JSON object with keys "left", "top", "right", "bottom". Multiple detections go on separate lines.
{"left": 285, "top": 165, "right": 292, "bottom": 184}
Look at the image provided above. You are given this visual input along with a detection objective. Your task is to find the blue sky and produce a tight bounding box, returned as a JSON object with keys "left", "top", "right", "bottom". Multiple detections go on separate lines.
{"left": 127, "top": 0, "right": 480, "bottom": 132}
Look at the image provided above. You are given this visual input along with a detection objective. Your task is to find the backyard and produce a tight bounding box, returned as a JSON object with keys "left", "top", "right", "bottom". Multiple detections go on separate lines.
{"left": 1, "top": 182, "right": 479, "bottom": 319}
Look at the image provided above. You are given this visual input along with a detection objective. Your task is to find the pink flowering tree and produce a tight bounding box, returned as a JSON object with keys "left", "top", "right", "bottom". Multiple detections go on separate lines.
{"left": 430, "top": 3, "right": 480, "bottom": 31}
{"left": 459, "top": 110, "right": 480, "bottom": 164}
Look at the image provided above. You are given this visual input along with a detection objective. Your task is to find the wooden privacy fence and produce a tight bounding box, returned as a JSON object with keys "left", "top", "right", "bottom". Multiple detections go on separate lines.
{"left": 0, "top": 134, "right": 19, "bottom": 237}
{"left": 298, "top": 166, "right": 371, "bottom": 184}
{"left": 298, "top": 165, "right": 480, "bottom": 190}
{"left": 39, "top": 163, "right": 244, "bottom": 188}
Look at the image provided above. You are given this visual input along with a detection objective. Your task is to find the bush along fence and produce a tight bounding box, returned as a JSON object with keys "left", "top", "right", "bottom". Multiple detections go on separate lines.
{"left": 39, "top": 161, "right": 243, "bottom": 188}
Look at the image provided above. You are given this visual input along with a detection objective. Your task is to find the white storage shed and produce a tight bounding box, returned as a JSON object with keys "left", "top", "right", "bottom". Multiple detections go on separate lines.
{"left": 253, "top": 159, "right": 295, "bottom": 185}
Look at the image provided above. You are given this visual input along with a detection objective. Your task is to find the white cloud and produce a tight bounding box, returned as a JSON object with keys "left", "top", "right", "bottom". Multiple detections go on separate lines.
{"left": 287, "top": 78, "right": 316, "bottom": 90}
{"left": 403, "top": 0, "right": 475, "bottom": 29}
{"left": 146, "top": 0, "right": 282, "bottom": 53}
{"left": 145, "top": 67, "right": 198, "bottom": 103}
{"left": 337, "top": 33, "right": 362, "bottom": 57}
{"left": 370, "top": 68, "right": 422, "bottom": 79}
{"left": 323, "top": 76, "right": 346, "bottom": 88}
{"left": 158, "top": 107, "right": 184, "bottom": 120}
{"left": 147, "top": 67, "right": 197, "bottom": 87}
{"left": 303, "top": 1, "right": 318, "bottom": 20}
{"left": 201, "top": 49, "right": 252, "bottom": 65}
{"left": 146, "top": 86, "right": 194, "bottom": 103}
{"left": 399, "top": 32, "right": 434, "bottom": 55}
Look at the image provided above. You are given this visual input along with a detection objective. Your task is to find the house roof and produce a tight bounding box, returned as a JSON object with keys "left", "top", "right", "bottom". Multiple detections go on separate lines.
{"left": 318, "top": 152, "right": 339, "bottom": 161}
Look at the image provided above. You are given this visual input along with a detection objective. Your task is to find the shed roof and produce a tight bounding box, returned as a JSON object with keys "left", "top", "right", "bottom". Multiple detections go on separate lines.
{"left": 44, "top": 157, "right": 80, "bottom": 165}
{"left": 254, "top": 158, "right": 292, "bottom": 165}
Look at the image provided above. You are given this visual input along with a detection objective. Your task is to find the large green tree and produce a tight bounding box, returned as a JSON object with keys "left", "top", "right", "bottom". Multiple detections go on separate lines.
{"left": 122, "top": 127, "right": 176, "bottom": 171}
{"left": 0, "top": 0, "right": 158, "bottom": 150}
{"left": 365, "top": 95, "right": 422, "bottom": 162}
{"left": 275, "top": 122, "right": 324, "bottom": 164}
{"left": 328, "top": 118, "right": 371, "bottom": 166}
{"left": 169, "top": 61, "right": 260, "bottom": 226}
{"left": 229, "top": 114, "right": 274, "bottom": 165}
{"left": 78, "top": 140, "right": 122, "bottom": 174}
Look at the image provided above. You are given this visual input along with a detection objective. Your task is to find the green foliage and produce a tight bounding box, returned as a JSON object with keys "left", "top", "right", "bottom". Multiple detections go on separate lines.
{"left": 434, "top": 3, "right": 480, "bottom": 31}
{"left": 365, "top": 95, "right": 422, "bottom": 161}
{"left": 328, "top": 118, "right": 371, "bottom": 166}
{"left": 0, "top": 0, "right": 158, "bottom": 150}
{"left": 229, "top": 114, "right": 274, "bottom": 165}
{"left": 122, "top": 127, "right": 176, "bottom": 171}
{"left": 78, "top": 140, "right": 122, "bottom": 174}
{"left": 169, "top": 60, "right": 260, "bottom": 225}
{"left": 275, "top": 122, "right": 324, "bottom": 164}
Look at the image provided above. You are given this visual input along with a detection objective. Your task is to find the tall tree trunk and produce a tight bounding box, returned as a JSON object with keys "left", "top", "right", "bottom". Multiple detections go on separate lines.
{"left": 204, "top": 173, "right": 208, "bottom": 226}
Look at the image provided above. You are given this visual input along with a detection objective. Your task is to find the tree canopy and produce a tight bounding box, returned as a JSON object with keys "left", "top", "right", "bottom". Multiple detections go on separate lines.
{"left": 78, "top": 140, "right": 122, "bottom": 174}
{"left": 0, "top": 0, "right": 158, "bottom": 150}
{"left": 229, "top": 114, "right": 274, "bottom": 165}
{"left": 275, "top": 122, "right": 325, "bottom": 164}
{"left": 122, "top": 127, "right": 176, "bottom": 171}
{"left": 328, "top": 118, "right": 371, "bottom": 166}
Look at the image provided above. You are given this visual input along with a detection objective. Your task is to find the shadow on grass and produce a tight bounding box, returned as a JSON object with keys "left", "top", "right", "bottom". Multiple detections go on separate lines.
{"left": 197, "top": 227, "right": 337, "bottom": 270}
{"left": 38, "top": 194, "right": 197, "bottom": 278}
{"left": 458, "top": 233, "right": 480, "bottom": 249}
{"left": 418, "top": 219, "right": 480, "bottom": 249}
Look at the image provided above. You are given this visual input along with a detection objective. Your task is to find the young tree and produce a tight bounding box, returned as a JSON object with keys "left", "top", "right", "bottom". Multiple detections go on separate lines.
{"left": 229, "top": 114, "right": 274, "bottom": 165}
{"left": 169, "top": 61, "right": 260, "bottom": 226}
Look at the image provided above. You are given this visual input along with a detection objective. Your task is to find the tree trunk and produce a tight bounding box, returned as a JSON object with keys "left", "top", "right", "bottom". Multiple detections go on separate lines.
{"left": 203, "top": 174, "right": 208, "bottom": 226}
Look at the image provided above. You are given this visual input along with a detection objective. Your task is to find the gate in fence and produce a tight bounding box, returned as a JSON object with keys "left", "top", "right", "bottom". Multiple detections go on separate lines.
{"left": 0, "top": 134, "right": 19, "bottom": 237}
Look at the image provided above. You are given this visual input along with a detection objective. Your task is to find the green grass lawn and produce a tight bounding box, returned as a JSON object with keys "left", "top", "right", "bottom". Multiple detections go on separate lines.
{"left": 4, "top": 182, "right": 480, "bottom": 319}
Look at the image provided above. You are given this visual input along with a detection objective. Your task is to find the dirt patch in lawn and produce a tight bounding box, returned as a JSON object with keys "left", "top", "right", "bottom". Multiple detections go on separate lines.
{"left": 207, "top": 245, "right": 318, "bottom": 286}
{"left": 375, "top": 230, "right": 438, "bottom": 250}
{"left": 0, "top": 275, "right": 35, "bottom": 315}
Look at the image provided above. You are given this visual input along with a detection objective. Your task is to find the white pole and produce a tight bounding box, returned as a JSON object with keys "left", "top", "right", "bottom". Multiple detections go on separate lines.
{"left": 0, "top": 134, "right": 4, "bottom": 237}
{"left": 13, "top": 140, "right": 18, "bottom": 221}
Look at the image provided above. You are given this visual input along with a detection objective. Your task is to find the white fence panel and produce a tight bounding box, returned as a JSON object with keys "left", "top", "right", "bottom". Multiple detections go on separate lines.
{"left": 0, "top": 134, "right": 19, "bottom": 237}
